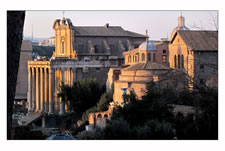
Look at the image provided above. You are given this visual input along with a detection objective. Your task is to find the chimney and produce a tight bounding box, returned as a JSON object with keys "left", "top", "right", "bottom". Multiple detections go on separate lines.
{"left": 104, "top": 23, "right": 109, "bottom": 28}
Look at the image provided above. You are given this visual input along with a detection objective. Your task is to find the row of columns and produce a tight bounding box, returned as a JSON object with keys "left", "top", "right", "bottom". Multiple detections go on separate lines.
{"left": 27, "top": 66, "right": 77, "bottom": 115}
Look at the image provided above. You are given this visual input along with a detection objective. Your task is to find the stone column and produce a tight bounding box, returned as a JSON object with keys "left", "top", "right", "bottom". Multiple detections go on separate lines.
{"left": 44, "top": 68, "right": 48, "bottom": 113}
{"left": 31, "top": 67, "right": 36, "bottom": 111}
{"left": 49, "top": 68, "right": 55, "bottom": 114}
{"left": 27, "top": 66, "right": 32, "bottom": 112}
{"left": 59, "top": 68, "right": 65, "bottom": 115}
{"left": 40, "top": 67, "right": 44, "bottom": 112}
{"left": 35, "top": 67, "right": 39, "bottom": 112}
{"left": 55, "top": 68, "right": 59, "bottom": 113}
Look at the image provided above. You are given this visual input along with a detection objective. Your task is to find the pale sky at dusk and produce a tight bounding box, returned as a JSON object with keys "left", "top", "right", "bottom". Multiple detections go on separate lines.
{"left": 24, "top": 10, "right": 218, "bottom": 40}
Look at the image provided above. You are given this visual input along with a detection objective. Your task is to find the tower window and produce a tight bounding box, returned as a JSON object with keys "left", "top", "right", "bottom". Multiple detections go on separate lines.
{"left": 163, "top": 50, "right": 166, "bottom": 54}
{"left": 61, "top": 41, "right": 64, "bottom": 54}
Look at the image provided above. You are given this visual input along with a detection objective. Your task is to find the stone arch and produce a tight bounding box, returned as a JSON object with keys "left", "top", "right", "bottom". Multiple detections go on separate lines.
{"left": 97, "top": 114, "right": 102, "bottom": 118}
{"left": 104, "top": 114, "right": 108, "bottom": 119}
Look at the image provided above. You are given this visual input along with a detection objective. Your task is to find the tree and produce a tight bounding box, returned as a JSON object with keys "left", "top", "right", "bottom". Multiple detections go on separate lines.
{"left": 82, "top": 86, "right": 114, "bottom": 122}
{"left": 57, "top": 78, "right": 103, "bottom": 117}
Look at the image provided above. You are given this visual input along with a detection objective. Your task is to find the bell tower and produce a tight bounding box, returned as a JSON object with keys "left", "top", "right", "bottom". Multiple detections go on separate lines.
{"left": 52, "top": 17, "right": 77, "bottom": 59}
{"left": 178, "top": 15, "right": 185, "bottom": 26}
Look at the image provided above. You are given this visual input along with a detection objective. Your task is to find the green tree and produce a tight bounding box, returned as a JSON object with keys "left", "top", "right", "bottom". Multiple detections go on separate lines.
{"left": 58, "top": 78, "right": 103, "bottom": 117}
{"left": 82, "top": 86, "right": 114, "bottom": 122}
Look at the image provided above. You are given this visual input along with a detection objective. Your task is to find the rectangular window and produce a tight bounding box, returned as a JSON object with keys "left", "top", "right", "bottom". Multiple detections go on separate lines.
{"left": 128, "top": 82, "right": 131, "bottom": 88}
{"left": 96, "top": 68, "right": 100, "bottom": 72}
{"left": 94, "top": 45, "right": 100, "bottom": 53}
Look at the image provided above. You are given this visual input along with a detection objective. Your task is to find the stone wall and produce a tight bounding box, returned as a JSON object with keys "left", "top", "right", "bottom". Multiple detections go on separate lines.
{"left": 193, "top": 51, "right": 218, "bottom": 86}
{"left": 79, "top": 67, "right": 110, "bottom": 86}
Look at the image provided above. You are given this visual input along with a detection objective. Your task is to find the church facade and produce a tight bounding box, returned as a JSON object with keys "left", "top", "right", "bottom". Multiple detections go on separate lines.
{"left": 26, "top": 17, "right": 147, "bottom": 115}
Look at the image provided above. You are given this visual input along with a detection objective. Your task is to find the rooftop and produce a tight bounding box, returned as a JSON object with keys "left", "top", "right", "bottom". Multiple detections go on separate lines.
{"left": 176, "top": 30, "right": 218, "bottom": 51}
{"left": 123, "top": 62, "right": 170, "bottom": 71}
{"left": 73, "top": 26, "right": 147, "bottom": 37}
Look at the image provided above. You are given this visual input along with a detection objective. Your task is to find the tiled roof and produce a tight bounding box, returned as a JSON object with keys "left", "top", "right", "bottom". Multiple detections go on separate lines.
{"left": 123, "top": 62, "right": 170, "bottom": 71}
{"left": 178, "top": 30, "right": 218, "bottom": 51}
{"left": 73, "top": 26, "right": 147, "bottom": 37}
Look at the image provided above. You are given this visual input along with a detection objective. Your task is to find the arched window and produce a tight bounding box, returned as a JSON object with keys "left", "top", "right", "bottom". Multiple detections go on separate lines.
{"left": 142, "top": 53, "right": 145, "bottom": 61}
{"left": 178, "top": 55, "right": 180, "bottom": 68}
{"left": 163, "top": 49, "right": 166, "bottom": 54}
{"left": 182, "top": 55, "right": 184, "bottom": 68}
{"left": 174, "top": 55, "right": 177, "bottom": 68}
{"left": 148, "top": 53, "right": 151, "bottom": 62}
{"left": 153, "top": 53, "right": 156, "bottom": 62}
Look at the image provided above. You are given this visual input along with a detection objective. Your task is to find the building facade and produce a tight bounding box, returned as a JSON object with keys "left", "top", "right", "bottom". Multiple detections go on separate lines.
{"left": 169, "top": 15, "right": 218, "bottom": 89}
{"left": 123, "top": 40, "right": 169, "bottom": 66}
{"left": 169, "top": 30, "right": 218, "bottom": 89}
{"left": 27, "top": 17, "right": 147, "bottom": 115}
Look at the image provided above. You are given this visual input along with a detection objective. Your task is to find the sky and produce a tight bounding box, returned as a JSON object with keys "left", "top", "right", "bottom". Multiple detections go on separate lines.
{"left": 24, "top": 10, "right": 218, "bottom": 40}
